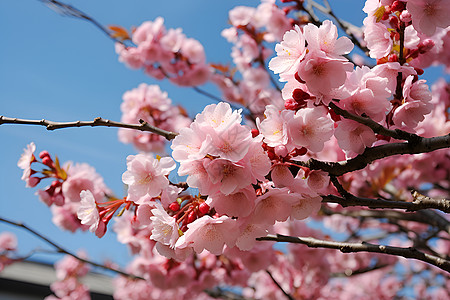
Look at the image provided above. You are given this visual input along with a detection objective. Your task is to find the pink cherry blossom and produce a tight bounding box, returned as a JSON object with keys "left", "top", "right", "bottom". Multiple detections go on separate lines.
{"left": 177, "top": 215, "right": 238, "bottom": 255}
{"left": 235, "top": 219, "right": 270, "bottom": 251}
{"left": 334, "top": 119, "right": 377, "bottom": 155}
{"left": 229, "top": 6, "right": 256, "bottom": 27}
{"left": 62, "top": 162, "right": 108, "bottom": 203}
{"left": 363, "top": 18, "right": 393, "bottom": 59}
{"left": 297, "top": 50, "right": 353, "bottom": 98}
{"left": 252, "top": 188, "right": 299, "bottom": 225}
{"left": 303, "top": 20, "right": 354, "bottom": 58}
{"left": 195, "top": 102, "right": 242, "bottom": 132}
{"left": 122, "top": 154, "right": 176, "bottom": 204}
{"left": 205, "top": 122, "right": 252, "bottom": 162}
{"left": 287, "top": 106, "right": 334, "bottom": 152}
{"left": 269, "top": 25, "right": 306, "bottom": 77}
{"left": 77, "top": 190, "right": 100, "bottom": 234}
{"left": 393, "top": 76, "right": 433, "bottom": 129}
{"left": 257, "top": 105, "right": 290, "bottom": 147}
{"left": 150, "top": 202, "right": 180, "bottom": 248}
{"left": 206, "top": 186, "right": 256, "bottom": 218}
{"left": 0, "top": 232, "right": 17, "bottom": 251}
{"left": 407, "top": 0, "right": 450, "bottom": 36}
{"left": 205, "top": 158, "right": 252, "bottom": 195}
{"left": 17, "top": 142, "right": 37, "bottom": 187}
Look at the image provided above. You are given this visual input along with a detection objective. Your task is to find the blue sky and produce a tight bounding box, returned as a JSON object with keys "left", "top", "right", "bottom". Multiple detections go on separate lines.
{"left": 1, "top": 0, "right": 446, "bottom": 273}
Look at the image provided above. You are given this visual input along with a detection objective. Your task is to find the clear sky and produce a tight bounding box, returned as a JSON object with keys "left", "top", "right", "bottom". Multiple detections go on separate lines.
{"left": 0, "top": 0, "right": 446, "bottom": 273}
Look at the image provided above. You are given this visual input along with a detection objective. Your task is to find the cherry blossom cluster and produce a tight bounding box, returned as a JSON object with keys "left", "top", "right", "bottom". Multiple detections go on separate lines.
{"left": 118, "top": 83, "right": 191, "bottom": 152}
{"left": 115, "top": 17, "right": 211, "bottom": 86}
{"left": 45, "top": 253, "right": 91, "bottom": 300}
{"left": 212, "top": 1, "right": 291, "bottom": 116}
{"left": 17, "top": 143, "right": 111, "bottom": 235}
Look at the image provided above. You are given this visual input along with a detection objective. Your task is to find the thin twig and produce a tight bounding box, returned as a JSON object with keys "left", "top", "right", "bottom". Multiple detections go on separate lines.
{"left": 39, "top": 0, "right": 128, "bottom": 46}
{"left": 257, "top": 234, "right": 450, "bottom": 273}
{"left": 0, "top": 116, "right": 178, "bottom": 140}
{"left": 265, "top": 270, "right": 295, "bottom": 300}
{"left": 0, "top": 216, "right": 143, "bottom": 280}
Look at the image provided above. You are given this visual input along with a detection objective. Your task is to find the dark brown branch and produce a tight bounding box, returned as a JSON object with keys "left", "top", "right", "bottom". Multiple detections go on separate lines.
{"left": 329, "top": 102, "right": 419, "bottom": 141}
{"left": 0, "top": 116, "right": 178, "bottom": 140}
{"left": 265, "top": 270, "right": 295, "bottom": 300}
{"left": 0, "top": 216, "right": 143, "bottom": 280}
{"left": 297, "top": 133, "right": 450, "bottom": 176}
{"left": 256, "top": 234, "right": 450, "bottom": 273}
{"left": 320, "top": 205, "right": 450, "bottom": 234}
{"left": 322, "top": 194, "right": 450, "bottom": 214}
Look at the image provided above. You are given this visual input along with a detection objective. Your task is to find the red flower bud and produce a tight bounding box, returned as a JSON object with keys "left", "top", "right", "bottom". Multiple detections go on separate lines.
{"left": 169, "top": 201, "right": 180, "bottom": 211}
{"left": 198, "top": 202, "right": 210, "bottom": 215}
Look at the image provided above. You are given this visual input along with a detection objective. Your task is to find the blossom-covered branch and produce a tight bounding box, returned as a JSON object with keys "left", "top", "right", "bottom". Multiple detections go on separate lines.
{"left": 256, "top": 234, "right": 450, "bottom": 273}
{"left": 298, "top": 133, "right": 450, "bottom": 176}
{"left": 0, "top": 116, "right": 178, "bottom": 140}
{"left": 0, "top": 216, "right": 144, "bottom": 280}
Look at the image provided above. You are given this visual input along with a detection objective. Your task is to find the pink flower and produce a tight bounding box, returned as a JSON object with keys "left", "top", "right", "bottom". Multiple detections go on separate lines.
{"left": 62, "top": 163, "right": 107, "bottom": 203}
{"left": 303, "top": 20, "right": 354, "bottom": 58}
{"left": 407, "top": 0, "right": 450, "bottom": 36}
{"left": 17, "top": 142, "right": 37, "bottom": 187}
{"left": 195, "top": 102, "right": 242, "bottom": 132}
{"left": 122, "top": 154, "right": 176, "bottom": 204}
{"left": 257, "top": 105, "right": 290, "bottom": 147}
{"left": 229, "top": 6, "right": 256, "bottom": 27}
{"left": 287, "top": 106, "right": 334, "bottom": 152}
{"left": 334, "top": 119, "right": 377, "bottom": 155}
{"left": 393, "top": 76, "right": 433, "bottom": 129}
{"left": 340, "top": 66, "right": 392, "bottom": 122}
{"left": 290, "top": 195, "right": 322, "bottom": 220}
{"left": 177, "top": 215, "right": 238, "bottom": 255}
{"left": 150, "top": 203, "right": 180, "bottom": 248}
{"left": 77, "top": 190, "right": 100, "bottom": 234}
{"left": 363, "top": 18, "right": 393, "bottom": 59}
{"left": 252, "top": 188, "right": 299, "bottom": 225}
{"left": 0, "top": 232, "right": 17, "bottom": 251}
{"left": 205, "top": 122, "right": 253, "bottom": 162}
{"left": 297, "top": 51, "right": 353, "bottom": 98}
{"left": 206, "top": 187, "right": 256, "bottom": 218}
{"left": 205, "top": 158, "right": 252, "bottom": 195}
{"left": 269, "top": 25, "right": 306, "bottom": 77}
{"left": 235, "top": 219, "right": 270, "bottom": 251}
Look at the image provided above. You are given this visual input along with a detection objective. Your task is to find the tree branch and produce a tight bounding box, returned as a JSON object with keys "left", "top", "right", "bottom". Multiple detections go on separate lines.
{"left": 0, "top": 216, "right": 144, "bottom": 280}
{"left": 297, "top": 133, "right": 450, "bottom": 176}
{"left": 256, "top": 234, "right": 450, "bottom": 273}
{"left": 320, "top": 205, "right": 450, "bottom": 234}
{"left": 329, "top": 102, "right": 419, "bottom": 141}
{"left": 39, "top": 0, "right": 128, "bottom": 45}
{"left": 0, "top": 116, "right": 178, "bottom": 140}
